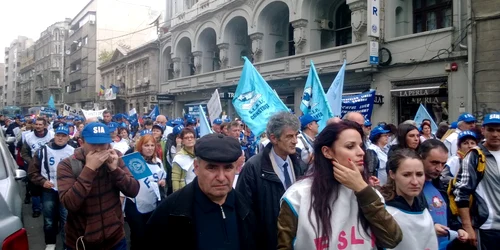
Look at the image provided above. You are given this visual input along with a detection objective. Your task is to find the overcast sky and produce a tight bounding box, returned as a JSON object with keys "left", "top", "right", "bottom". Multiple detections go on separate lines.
{"left": 0, "top": 0, "right": 90, "bottom": 62}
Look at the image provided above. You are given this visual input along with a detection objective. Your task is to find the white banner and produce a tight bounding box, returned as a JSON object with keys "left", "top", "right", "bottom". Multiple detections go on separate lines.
{"left": 82, "top": 109, "right": 106, "bottom": 120}
{"left": 63, "top": 104, "right": 80, "bottom": 116}
{"left": 368, "top": 0, "right": 380, "bottom": 38}
{"left": 104, "top": 88, "right": 116, "bottom": 100}
{"left": 207, "top": 89, "right": 222, "bottom": 123}
{"left": 129, "top": 108, "right": 137, "bottom": 116}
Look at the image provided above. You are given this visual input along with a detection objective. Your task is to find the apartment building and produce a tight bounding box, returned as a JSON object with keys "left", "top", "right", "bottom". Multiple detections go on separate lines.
{"left": 97, "top": 41, "right": 160, "bottom": 114}
{"left": 3, "top": 36, "right": 34, "bottom": 107}
{"left": 18, "top": 46, "right": 36, "bottom": 110}
{"left": 0, "top": 63, "right": 4, "bottom": 104}
{"left": 64, "top": 0, "right": 165, "bottom": 110}
{"left": 32, "top": 19, "right": 71, "bottom": 109}
{"left": 159, "top": 0, "right": 472, "bottom": 124}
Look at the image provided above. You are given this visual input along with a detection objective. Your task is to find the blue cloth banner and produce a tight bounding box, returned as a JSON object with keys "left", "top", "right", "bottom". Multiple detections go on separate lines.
{"left": 149, "top": 105, "right": 159, "bottom": 121}
{"left": 198, "top": 105, "right": 213, "bottom": 137}
{"left": 300, "top": 61, "right": 333, "bottom": 131}
{"left": 122, "top": 152, "right": 153, "bottom": 180}
{"left": 341, "top": 90, "right": 376, "bottom": 120}
{"left": 414, "top": 103, "right": 438, "bottom": 133}
{"left": 128, "top": 108, "right": 138, "bottom": 126}
{"left": 48, "top": 95, "right": 56, "bottom": 109}
{"left": 326, "top": 60, "right": 346, "bottom": 117}
{"left": 232, "top": 57, "right": 289, "bottom": 136}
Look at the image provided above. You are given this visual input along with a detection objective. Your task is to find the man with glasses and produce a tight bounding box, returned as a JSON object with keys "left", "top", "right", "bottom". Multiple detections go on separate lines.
{"left": 444, "top": 113, "right": 477, "bottom": 157}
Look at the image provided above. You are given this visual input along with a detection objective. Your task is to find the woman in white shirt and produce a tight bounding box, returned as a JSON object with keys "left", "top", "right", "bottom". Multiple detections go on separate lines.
{"left": 124, "top": 134, "right": 166, "bottom": 250}
{"left": 380, "top": 148, "right": 438, "bottom": 250}
{"left": 368, "top": 126, "right": 391, "bottom": 186}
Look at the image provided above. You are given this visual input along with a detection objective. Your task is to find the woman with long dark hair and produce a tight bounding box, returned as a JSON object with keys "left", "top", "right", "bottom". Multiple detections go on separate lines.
{"left": 388, "top": 124, "right": 420, "bottom": 159}
{"left": 277, "top": 121, "right": 402, "bottom": 249}
{"left": 380, "top": 149, "right": 438, "bottom": 250}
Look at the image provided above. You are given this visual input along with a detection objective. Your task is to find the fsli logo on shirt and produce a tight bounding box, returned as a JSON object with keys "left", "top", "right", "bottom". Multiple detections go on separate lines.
{"left": 93, "top": 126, "right": 106, "bottom": 134}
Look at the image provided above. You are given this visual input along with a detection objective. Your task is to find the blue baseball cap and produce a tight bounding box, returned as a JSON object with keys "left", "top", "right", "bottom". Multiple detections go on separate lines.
{"left": 107, "top": 122, "right": 119, "bottom": 132}
{"left": 213, "top": 118, "right": 223, "bottom": 125}
{"left": 173, "top": 125, "right": 184, "bottom": 136}
{"left": 299, "top": 114, "right": 320, "bottom": 130}
{"left": 66, "top": 115, "right": 75, "bottom": 120}
{"left": 187, "top": 118, "right": 196, "bottom": 125}
{"left": 458, "top": 113, "right": 476, "bottom": 123}
{"left": 173, "top": 118, "right": 184, "bottom": 125}
{"left": 458, "top": 130, "right": 478, "bottom": 141}
{"left": 450, "top": 121, "right": 458, "bottom": 129}
{"left": 364, "top": 119, "right": 372, "bottom": 127}
{"left": 81, "top": 122, "right": 112, "bottom": 144}
{"left": 152, "top": 124, "right": 165, "bottom": 134}
{"left": 483, "top": 113, "right": 500, "bottom": 126}
{"left": 67, "top": 122, "right": 74, "bottom": 127}
{"left": 142, "top": 115, "right": 150, "bottom": 119}
{"left": 55, "top": 125, "right": 70, "bottom": 135}
{"left": 15, "top": 114, "right": 23, "bottom": 119}
{"left": 224, "top": 117, "right": 231, "bottom": 123}
{"left": 57, "top": 115, "right": 65, "bottom": 119}
{"left": 140, "top": 129, "right": 152, "bottom": 136}
{"left": 166, "top": 120, "right": 174, "bottom": 127}
{"left": 184, "top": 114, "right": 192, "bottom": 120}
{"left": 369, "top": 126, "right": 390, "bottom": 142}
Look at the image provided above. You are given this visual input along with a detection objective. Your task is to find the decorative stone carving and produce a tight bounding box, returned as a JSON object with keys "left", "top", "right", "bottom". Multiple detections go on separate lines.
{"left": 247, "top": 0, "right": 258, "bottom": 9}
{"left": 347, "top": 0, "right": 367, "bottom": 42}
{"left": 172, "top": 57, "right": 181, "bottom": 78}
{"left": 217, "top": 43, "right": 230, "bottom": 69}
{"left": 192, "top": 51, "right": 203, "bottom": 74}
{"left": 249, "top": 32, "right": 264, "bottom": 63}
{"left": 291, "top": 19, "right": 308, "bottom": 54}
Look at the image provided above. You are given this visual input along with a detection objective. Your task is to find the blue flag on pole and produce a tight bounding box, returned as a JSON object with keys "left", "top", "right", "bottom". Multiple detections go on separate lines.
{"left": 121, "top": 152, "right": 153, "bottom": 180}
{"left": 300, "top": 61, "right": 333, "bottom": 131}
{"left": 232, "top": 57, "right": 288, "bottom": 136}
{"left": 198, "top": 105, "right": 213, "bottom": 137}
{"left": 149, "top": 105, "right": 159, "bottom": 121}
{"left": 414, "top": 103, "right": 438, "bottom": 133}
{"left": 48, "top": 95, "right": 56, "bottom": 109}
{"left": 326, "top": 60, "right": 346, "bottom": 117}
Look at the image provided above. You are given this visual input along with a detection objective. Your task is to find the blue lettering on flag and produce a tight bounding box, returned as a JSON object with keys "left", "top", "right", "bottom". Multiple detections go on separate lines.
{"left": 122, "top": 152, "right": 153, "bottom": 180}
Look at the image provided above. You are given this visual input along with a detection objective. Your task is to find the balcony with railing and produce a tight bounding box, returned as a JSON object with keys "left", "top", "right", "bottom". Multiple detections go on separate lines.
{"left": 160, "top": 41, "right": 369, "bottom": 94}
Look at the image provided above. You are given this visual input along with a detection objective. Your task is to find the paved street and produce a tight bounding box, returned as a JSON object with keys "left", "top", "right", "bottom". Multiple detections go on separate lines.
{"left": 23, "top": 198, "right": 131, "bottom": 250}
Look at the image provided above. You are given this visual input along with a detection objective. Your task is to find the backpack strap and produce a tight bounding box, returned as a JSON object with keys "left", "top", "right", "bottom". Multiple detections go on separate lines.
{"left": 42, "top": 145, "right": 51, "bottom": 181}
{"left": 69, "top": 156, "right": 84, "bottom": 179}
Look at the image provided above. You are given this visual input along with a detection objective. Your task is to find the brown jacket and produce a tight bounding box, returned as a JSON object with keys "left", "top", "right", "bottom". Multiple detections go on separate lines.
{"left": 57, "top": 147, "right": 140, "bottom": 249}
{"left": 277, "top": 186, "right": 403, "bottom": 249}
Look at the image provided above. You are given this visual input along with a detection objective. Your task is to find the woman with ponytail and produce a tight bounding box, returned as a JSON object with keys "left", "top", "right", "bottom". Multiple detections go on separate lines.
{"left": 380, "top": 149, "right": 438, "bottom": 250}
{"left": 277, "top": 120, "right": 402, "bottom": 249}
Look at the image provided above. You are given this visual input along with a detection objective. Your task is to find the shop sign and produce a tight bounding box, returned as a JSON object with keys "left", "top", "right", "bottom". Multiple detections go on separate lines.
{"left": 404, "top": 97, "right": 446, "bottom": 105}
{"left": 369, "top": 41, "right": 379, "bottom": 65}
{"left": 368, "top": 0, "right": 380, "bottom": 38}
{"left": 219, "top": 92, "right": 235, "bottom": 99}
{"left": 157, "top": 94, "right": 175, "bottom": 101}
{"left": 393, "top": 88, "right": 440, "bottom": 97}
{"left": 374, "top": 95, "right": 384, "bottom": 104}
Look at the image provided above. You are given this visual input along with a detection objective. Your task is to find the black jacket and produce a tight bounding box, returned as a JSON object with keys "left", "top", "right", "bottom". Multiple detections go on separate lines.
{"left": 235, "top": 143, "right": 305, "bottom": 250}
{"left": 145, "top": 178, "right": 257, "bottom": 250}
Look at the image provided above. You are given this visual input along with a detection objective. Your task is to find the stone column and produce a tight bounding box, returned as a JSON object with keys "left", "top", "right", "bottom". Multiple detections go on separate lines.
{"left": 347, "top": 0, "right": 367, "bottom": 42}
{"left": 192, "top": 51, "right": 203, "bottom": 74}
{"left": 217, "top": 43, "right": 230, "bottom": 69}
{"left": 172, "top": 57, "right": 181, "bottom": 78}
{"left": 249, "top": 32, "right": 264, "bottom": 63}
{"left": 291, "top": 19, "right": 308, "bottom": 54}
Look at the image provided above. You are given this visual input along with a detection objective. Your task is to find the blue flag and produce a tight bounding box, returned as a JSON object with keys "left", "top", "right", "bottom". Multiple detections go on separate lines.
{"left": 341, "top": 90, "right": 376, "bottom": 120}
{"left": 121, "top": 152, "right": 153, "bottom": 180}
{"left": 414, "top": 103, "right": 438, "bottom": 133}
{"left": 326, "top": 60, "right": 346, "bottom": 117}
{"left": 48, "top": 95, "right": 56, "bottom": 109}
{"left": 198, "top": 105, "right": 213, "bottom": 137}
{"left": 300, "top": 61, "right": 333, "bottom": 131}
{"left": 232, "top": 57, "right": 288, "bottom": 136}
{"left": 149, "top": 105, "right": 159, "bottom": 121}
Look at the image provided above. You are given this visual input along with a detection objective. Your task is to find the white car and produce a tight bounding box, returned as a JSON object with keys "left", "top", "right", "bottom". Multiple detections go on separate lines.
{"left": 0, "top": 132, "right": 28, "bottom": 250}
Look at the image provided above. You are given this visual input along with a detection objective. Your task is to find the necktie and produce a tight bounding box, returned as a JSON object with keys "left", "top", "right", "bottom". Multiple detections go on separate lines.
{"left": 283, "top": 162, "right": 292, "bottom": 189}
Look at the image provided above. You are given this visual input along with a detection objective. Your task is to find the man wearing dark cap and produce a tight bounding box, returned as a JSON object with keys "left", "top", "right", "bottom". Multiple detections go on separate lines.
{"left": 146, "top": 133, "right": 257, "bottom": 250}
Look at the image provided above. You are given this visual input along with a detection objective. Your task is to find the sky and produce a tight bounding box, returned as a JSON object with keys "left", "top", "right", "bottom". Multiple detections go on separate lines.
{"left": 0, "top": 0, "right": 90, "bottom": 62}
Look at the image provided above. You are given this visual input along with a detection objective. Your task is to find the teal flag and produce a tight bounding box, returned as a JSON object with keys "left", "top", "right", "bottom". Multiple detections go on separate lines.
{"left": 326, "top": 60, "right": 346, "bottom": 117}
{"left": 414, "top": 103, "right": 438, "bottom": 133}
{"left": 232, "top": 57, "right": 288, "bottom": 136}
{"left": 300, "top": 61, "right": 333, "bottom": 131}
{"left": 48, "top": 95, "right": 56, "bottom": 109}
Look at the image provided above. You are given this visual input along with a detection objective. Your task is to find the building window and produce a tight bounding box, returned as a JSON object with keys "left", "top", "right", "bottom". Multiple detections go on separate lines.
{"left": 413, "top": 0, "right": 452, "bottom": 33}
{"left": 335, "top": 3, "right": 352, "bottom": 46}
{"left": 83, "top": 36, "right": 88, "bottom": 45}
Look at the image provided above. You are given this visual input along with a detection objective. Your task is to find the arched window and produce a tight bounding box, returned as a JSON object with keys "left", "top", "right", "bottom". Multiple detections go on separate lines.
{"left": 54, "top": 30, "right": 60, "bottom": 41}
{"left": 335, "top": 3, "right": 352, "bottom": 46}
